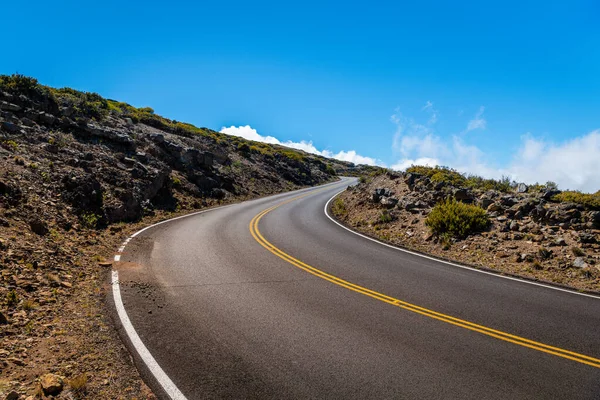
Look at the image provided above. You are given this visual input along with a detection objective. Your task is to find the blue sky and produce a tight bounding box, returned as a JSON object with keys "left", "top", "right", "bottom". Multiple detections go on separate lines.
{"left": 2, "top": 0, "right": 599, "bottom": 191}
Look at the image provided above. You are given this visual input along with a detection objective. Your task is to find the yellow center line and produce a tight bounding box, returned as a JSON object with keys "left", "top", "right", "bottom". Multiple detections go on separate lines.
{"left": 249, "top": 190, "right": 600, "bottom": 369}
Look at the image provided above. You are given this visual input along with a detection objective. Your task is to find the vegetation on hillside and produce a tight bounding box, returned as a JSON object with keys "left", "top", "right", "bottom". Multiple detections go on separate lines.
{"left": 425, "top": 198, "right": 490, "bottom": 238}
{"left": 0, "top": 74, "right": 367, "bottom": 177}
{"left": 553, "top": 191, "right": 600, "bottom": 210}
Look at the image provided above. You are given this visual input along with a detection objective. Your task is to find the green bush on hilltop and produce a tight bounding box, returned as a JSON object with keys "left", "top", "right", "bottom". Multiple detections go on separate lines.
{"left": 426, "top": 198, "right": 490, "bottom": 238}
{"left": 406, "top": 165, "right": 513, "bottom": 192}
{"left": 552, "top": 191, "right": 600, "bottom": 209}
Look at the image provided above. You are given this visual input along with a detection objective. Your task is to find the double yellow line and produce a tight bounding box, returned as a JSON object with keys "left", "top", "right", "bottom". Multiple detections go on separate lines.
{"left": 249, "top": 191, "right": 600, "bottom": 369}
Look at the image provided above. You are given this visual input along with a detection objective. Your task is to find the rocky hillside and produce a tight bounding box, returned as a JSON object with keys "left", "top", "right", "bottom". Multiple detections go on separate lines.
{"left": 332, "top": 167, "right": 600, "bottom": 293}
{"left": 0, "top": 74, "right": 375, "bottom": 399}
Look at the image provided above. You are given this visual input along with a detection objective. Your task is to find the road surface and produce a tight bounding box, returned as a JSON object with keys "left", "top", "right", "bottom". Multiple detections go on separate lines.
{"left": 112, "top": 177, "right": 600, "bottom": 399}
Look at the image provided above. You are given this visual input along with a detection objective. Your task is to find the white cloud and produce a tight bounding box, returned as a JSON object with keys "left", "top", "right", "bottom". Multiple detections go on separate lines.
{"left": 220, "top": 125, "right": 383, "bottom": 166}
{"left": 422, "top": 100, "right": 439, "bottom": 125}
{"left": 466, "top": 106, "right": 486, "bottom": 132}
{"left": 389, "top": 106, "right": 600, "bottom": 192}
{"left": 508, "top": 131, "right": 600, "bottom": 192}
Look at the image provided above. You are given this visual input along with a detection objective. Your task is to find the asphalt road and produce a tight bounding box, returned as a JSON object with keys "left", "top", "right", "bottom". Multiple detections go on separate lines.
{"left": 113, "top": 177, "right": 600, "bottom": 399}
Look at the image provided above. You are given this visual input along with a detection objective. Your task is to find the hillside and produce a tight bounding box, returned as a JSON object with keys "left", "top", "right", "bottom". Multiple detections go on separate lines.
{"left": 332, "top": 167, "right": 600, "bottom": 293}
{"left": 0, "top": 74, "right": 378, "bottom": 399}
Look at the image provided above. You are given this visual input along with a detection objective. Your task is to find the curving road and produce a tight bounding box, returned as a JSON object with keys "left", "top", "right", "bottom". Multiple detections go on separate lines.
{"left": 112, "top": 177, "right": 600, "bottom": 399}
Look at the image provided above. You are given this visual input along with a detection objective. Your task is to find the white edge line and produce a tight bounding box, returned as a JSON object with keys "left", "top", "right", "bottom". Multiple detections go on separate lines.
{"left": 112, "top": 270, "right": 187, "bottom": 400}
{"left": 324, "top": 188, "right": 600, "bottom": 300}
{"left": 110, "top": 179, "right": 347, "bottom": 399}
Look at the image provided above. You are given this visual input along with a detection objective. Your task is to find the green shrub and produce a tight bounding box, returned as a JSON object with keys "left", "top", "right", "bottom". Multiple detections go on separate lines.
{"left": 378, "top": 210, "right": 393, "bottom": 223}
{"left": 426, "top": 198, "right": 490, "bottom": 238}
{"left": 553, "top": 191, "right": 600, "bottom": 209}
{"left": 407, "top": 165, "right": 515, "bottom": 192}
{"left": 331, "top": 197, "right": 347, "bottom": 216}
{"left": 80, "top": 212, "right": 100, "bottom": 229}
{"left": 325, "top": 164, "right": 337, "bottom": 175}
{"left": 359, "top": 175, "right": 368, "bottom": 184}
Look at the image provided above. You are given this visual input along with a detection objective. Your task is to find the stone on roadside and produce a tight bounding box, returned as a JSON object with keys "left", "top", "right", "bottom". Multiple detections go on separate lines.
{"left": 40, "top": 373, "right": 63, "bottom": 396}
{"left": 573, "top": 257, "right": 587, "bottom": 269}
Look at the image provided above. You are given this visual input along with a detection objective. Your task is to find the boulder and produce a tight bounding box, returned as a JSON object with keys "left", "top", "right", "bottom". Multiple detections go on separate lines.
{"left": 380, "top": 196, "right": 399, "bottom": 209}
{"left": 29, "top": 218, "right": 49, "bottom": 236}
{"left": 453, "top": 188, "right": 473, "bottom": 202}
{"left": 573, "top": 257, "right": 588, "bottom": 269}
{"left": 542, "top": 189, "right": 561, "bottom": 200}
{"left": 40, "top": 373, "right": 63, "bottom": 396}
{"left": 487, "top": 203, "right": 503, "bottom": 212}
{"left": 1, "top": 121, "right": 20, "bottom": 133}
{"left": 480, "top": 198, "right": 494, "bottom": 209}
{"left": 516, "top": 183, "right": 528, "bottom": 193}
{"left": 554, "top": 237, "right": 567, "bottom": 246}
{"left": 0, "top": 101, "right": 21, "bottom": 112}
{"left": 579, "top": 233, "right": 596, "bottom": 244}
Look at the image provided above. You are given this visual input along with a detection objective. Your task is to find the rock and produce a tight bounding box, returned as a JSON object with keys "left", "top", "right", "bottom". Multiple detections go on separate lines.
{"left": 40, "top": 373, "right": 63, "bottom": 396}
{"left": 542, "top": 189, "right": 561, "bottom": 200}
{"left": 589, "top": 211, "right": 600, "bottom": 227}
{"left": 0, "top": 101, "right": 21, "bottom": 112}
{"left": 375, "top": 188, "right": 392, "bottom": 197}
{"left": 554, "top": 237, "right": 567, "bottom": 246}
{"left": 44, "top": 143, "right": 59, "bottom": 154}
{"left": 380, "top": 196, "right": 399, "bottom": 209}
{"left": 29, "top": 218, "right": 49, "bottom": 235}
{"left": 39, "top": 113, "right": 56, "bottom": 125}
{"left": 1, "top": 121, "right": 20, "bottom": 133}
{"left": 573, "top": 257, "right": 588, "bottom": 269}
{"left": 517, "top": 183, "right": 528, "bottom": 193}
{"left": 453, "top": 188, "right": 473, "bottom": 202}
{"left": 488, "top": 203, "right": 503, "bottom": 212}
{"left": 21, "top": 117, "right": 35, "bottom": 127}
{"left": 404, "top": 173, "right": 417, "bottom": 187}
{"left": 480, "top": 198, "right": 494, "bottom": 209}
{"left": 0, "top": 311, "right": 7, "bottom": 325}
{"left": 5, "top": 391, "right": 19, "bottom": 400}
{"left": 579, "top": 233, "right": 596, "bottom": 244}
{"left": 509, "top": 221, "right": 519, "bottom": 231}
{"left": 98, "top": 261, "right": 113, "bottom": 267}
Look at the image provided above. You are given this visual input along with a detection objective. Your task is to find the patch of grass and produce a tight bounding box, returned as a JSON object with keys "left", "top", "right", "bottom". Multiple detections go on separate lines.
{"left": 68, "top": 373, "right": 88, "bottom": 396}
{"left": 553, "top": 191, "right": 600, "bottom": 210}
{"left": 22, "top": 298, "right": 36, "bottom": 311}
{"left": 80, "top": 212, "right": 100, "bottom": 229}
{"left": 378, "top": 210, "right": 393, "bottom": 223}
{"left": 426, "top": 198, "right": 490, "bottom": 238}
{"left": 331, "top": 197, "right": 347, "bottom": 216}
{"left": 572, "top": 247, "right": 585, "bottom": 257}
{"left": 1, "top": 140, "right": 18, "bottom": 151}
{"left": 6, "top": 289, "right": 19, "bottom": 307}
{"left": 325, "top": 164, "right": 337, "bottom": 176}
{"left": 538, "top": 247, "right": 552, "bottom": 260}
{"left": 171, "top": 175, "right": 182, "bottom": 186}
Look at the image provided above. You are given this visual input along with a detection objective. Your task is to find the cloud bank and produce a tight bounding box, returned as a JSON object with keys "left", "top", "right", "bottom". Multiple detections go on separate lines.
{"left": 390, "top": 105, "right": 600, "bottom": 193}
{"left": 220, "top": 125, "right": 382, "bottom": 166}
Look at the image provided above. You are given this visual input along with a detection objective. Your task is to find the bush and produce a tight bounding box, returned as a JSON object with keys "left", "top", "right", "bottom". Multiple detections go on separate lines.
{"left": 325, "top": 164, "right": 337, "bottom": 175}
{"left": 378, "top": 210, "right": 393, "bottom": 223}
{"left": 407, "top": 165, "right": 514, "bottom": 192}
{"left": 553, "top": 191, "right": 600, "bottom": 210}
{"left": 331, "top": 197, "right": 347, "bottom": 216}
{"left": 407, "top": 166, "right": 466, "bottom": 187}
{"left": 426, "top": 198, "right": 490, "bottom": 238}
